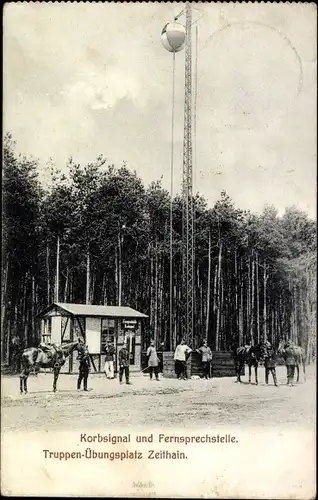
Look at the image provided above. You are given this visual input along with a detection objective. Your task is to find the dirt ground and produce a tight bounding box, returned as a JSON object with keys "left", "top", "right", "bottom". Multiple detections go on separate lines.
{"left": 1, "top": 365, "right": 315, "bottom": 432}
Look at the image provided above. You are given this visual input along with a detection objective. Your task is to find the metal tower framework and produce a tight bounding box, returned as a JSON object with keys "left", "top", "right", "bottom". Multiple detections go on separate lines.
{"left": 182, "top": 2, "right": 194, "bottom": 345}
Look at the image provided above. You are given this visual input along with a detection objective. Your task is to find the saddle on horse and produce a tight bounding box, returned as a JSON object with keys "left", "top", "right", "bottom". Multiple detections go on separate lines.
{"left": 39, "top": 343, "right": 65, "bottom": 365}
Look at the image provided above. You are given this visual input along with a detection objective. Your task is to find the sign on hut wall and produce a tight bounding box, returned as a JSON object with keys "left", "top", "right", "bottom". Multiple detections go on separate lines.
{"left": 123, "top": 320, "right": 137, "bottom": 330}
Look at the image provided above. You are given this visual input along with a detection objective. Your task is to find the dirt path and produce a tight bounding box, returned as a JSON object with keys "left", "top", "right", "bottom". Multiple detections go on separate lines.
{"left": 1, "top": 365, "right": 315, "bottom": 432}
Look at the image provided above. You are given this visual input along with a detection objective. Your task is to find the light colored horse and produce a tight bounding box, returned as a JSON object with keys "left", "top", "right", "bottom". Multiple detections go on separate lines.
{"left": 277, "top": 341, "right": 306, "bottom": 383}
{"left": 19, "top": 340, "right": 84, "bottom": 394}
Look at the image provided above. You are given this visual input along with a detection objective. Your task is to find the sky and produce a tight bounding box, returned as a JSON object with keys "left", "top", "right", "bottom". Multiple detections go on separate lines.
{"left": 3, "top": 2, "right": 317, "bottom": 218}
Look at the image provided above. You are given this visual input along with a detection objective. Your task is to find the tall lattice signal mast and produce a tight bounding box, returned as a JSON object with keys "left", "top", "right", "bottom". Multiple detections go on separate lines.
{"left": 182, "top": 2, "right": 194, "bottom": 345}
{"left": 161, "top": 1, "right": 197, "bottom": 347}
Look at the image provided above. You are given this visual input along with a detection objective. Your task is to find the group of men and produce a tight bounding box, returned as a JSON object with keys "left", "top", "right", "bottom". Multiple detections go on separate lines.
{"left": 243, "top": 340, "right": 299, "bottom": 386}
{"left": 173, "top": 338, "right": 298, "bottom": 386}
{"left": 62, "top": 340, "right": 132, "bottom": 391}
{"left": 41, "top": 340, "right": 132, "bottom": 391}
{"left": 35, "top": 336, "right": 298, "bottom": 389}
{"left": 174, "top": 339, "right": 213, "bottom": 380}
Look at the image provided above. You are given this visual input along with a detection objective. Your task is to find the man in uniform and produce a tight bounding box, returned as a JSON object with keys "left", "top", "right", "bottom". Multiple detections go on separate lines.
{"left": 284, "top": 340, "right": 296, "bottom": 386}
{"left": 146, "top": 339, "right": 160, "bottom": 381}
{"left": 77, "top": 345, "right": 90, "bottom": 391}
{"left": 118, "top": 342, "right": 132, "bottom": 385}
{"left": 104, "top": 342, "right": 115, "bottom": 380}
{"left": 196, "top": 339, "right": 212, "bottom": 379}
{"left": 9, "top": 336, "right": 20, "bottom": 373}
{"left": 263, "top": 341, "right": 278, "bottom": 386}
{"left": 174, "top": 339, "right": 192, "bottom": 380}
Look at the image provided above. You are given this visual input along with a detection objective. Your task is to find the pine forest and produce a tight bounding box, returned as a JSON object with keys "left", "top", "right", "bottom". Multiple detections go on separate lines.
{"left": 2, "top": 134, "right": 316, "bottom": 362}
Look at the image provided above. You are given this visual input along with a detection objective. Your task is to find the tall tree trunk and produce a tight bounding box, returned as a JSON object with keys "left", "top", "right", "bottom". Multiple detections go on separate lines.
{"left": 239, "top": 258, "right": 244, "bottom": 345}
{"left": 150, "top": 250, "right": 154, "bottom": 335}
{"left": 46, "top": 243, "right": 50, "bottom": 306}
{"left": 250, "top": 251, "right": 255, "bottom": 345}
{"left": 216, "top": 240, "right": 223, "bottom": 351}
{"left": 1, "top": 260, "right": 9, "bottom": 362}
{"left": 69, "top": 273, "right": 73, "bottom": 303}
{"left": 220, "top": 267, "right": 224, "bottom": 349}
{"left": 293, "top": 284, "right": 297, "bottom": 344}
{"left": 247, "top": 256, "right": 251, "bottom": 343}
{"left": 173, "top": 282, "right": 177, "bottom": 350}
{"left": 91, "top": 269, "right": 95, "bottom": 304}
{"left": 115, "top": 246, "right": 118, "bottom": 306}
{"left": 205, "top": 227, "right": 211, "bottom": 338}
{"left": 101, "top": 273, "right": 106, "bottom": 305}
{"left": 55, "top": 236, "right": 60, "bottom": 302}
{"left": 118, "top": 233, "right": 122, "bottom": 306}
{"left": 213, "top": 263, "right": 218, "bottom": 319}
{"left": 256, "top": 252, "right": 260, "bottom": 343}
{"left": 159, "top": 256, "right": 164, "bottom": 343}
{"left": 234, "top": 249, "right": 238, "bottom": 338}
{"left": 86, "top": 250, "right": 90, "bottom": 305}
{"left": 263, "top": 260, "right": 267, "bottom": 342}
{"left": 31, "top": 274, "right": 35, "bottom": 340}
{"left": 199, "top": 266, "right": 203, "bottom": 344}
{"left": 23, "top": 273, "right": 28, "bottom": 347}
{"left": 154, "top": 239, "right": 158, "bottom": 344}
{"left": 64, "top": 268, "right": 69, "bottom": 302}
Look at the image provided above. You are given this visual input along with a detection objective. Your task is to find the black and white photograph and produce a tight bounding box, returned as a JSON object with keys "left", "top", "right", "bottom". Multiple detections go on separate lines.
{"left": 2, "top": 2, "right": 316, "bottom": 498}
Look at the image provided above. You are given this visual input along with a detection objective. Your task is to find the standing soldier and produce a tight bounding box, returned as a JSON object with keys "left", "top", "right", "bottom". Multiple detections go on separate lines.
{"left": 284, "top": 340, "right": 296, "bottom": 386}
{"left": 118, "top": 342, "right": 132, "bottom": 385}
{"left": 196, "top": 339, "right": 212, "bottom": 379}
{"left": 104, "top": 342, "right": 115, "bottom": 380}
{"left": 146, "top": 340, "right": 159, "bottom": 381}
{"left": 174, "top": 339, "right": 192, "bottom": 380}
{"left": 263, "top": 341, "right": 278, "bottom": 386}
{"left": 77, "top": 345, "right": 90, "bottom": 391}
{"left": 9, "top": 336, "right": 20, "bottom": 373}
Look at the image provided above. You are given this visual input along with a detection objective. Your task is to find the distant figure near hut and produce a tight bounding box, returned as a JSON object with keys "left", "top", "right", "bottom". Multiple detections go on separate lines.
{"left": 263, "top": 341, "right": 278, "bottom": 386}
{"left": 284, "top": 340, "right": 297, "bottom": 386}
{"left": 104, "top": 342, "right": 115, "bottom": 380}
{"left": 146, "top": 340, "right": 159, "bottom": 381}
{"left": 118, "top": 342, "right": 132, "bottom": 385}
{"left": 9, "top": 336, "right": 20, "bottom": 373}
{"left": 174, "top": 339, "right": 192, "bottom": 380}
{"left": 77, "top": 345, "right": 90, "bottom": 391}
{"left": 196, "top": 339, "right": 212, "bottom": 379}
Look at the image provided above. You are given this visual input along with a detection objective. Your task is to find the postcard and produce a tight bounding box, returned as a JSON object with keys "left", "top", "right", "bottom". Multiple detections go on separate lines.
{"left": 2, "top": 2, "right": 316, "bottom": 498}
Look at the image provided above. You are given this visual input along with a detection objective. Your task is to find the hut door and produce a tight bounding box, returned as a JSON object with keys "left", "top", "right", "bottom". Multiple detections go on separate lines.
{"left": 125, "top": 332, "right": 136, "bottom": 365}
{"left": 51, "top": 316, "right": 62, "bottom": 344}
{"left": 101, "top": 319, "right": 116, "bottom": 371}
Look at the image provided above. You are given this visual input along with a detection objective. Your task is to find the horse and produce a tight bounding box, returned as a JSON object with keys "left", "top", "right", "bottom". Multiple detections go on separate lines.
{"left": 277, "top": 341, "right": 306, "bottom": 383}
{"left": 19, "top": 340, "right": 84, "bottom": 394}
{"left": 233, "top": 343, "right": 264, "bottom": 385}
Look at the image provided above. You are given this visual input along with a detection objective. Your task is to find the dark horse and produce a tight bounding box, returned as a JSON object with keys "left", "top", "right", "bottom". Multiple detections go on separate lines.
{"left": 19, "top": 340, "right": 84, "bottom": 394}
{"left": 233, "top": 344, "right": 264, "bottom": 385}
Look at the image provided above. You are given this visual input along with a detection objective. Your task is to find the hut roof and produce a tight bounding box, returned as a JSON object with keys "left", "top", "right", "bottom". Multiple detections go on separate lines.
{"left": 37, "top": 302, "right": 148, "bottom": 319}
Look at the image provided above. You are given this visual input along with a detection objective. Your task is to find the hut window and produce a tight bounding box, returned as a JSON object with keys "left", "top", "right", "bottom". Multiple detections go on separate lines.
{"left": 42, "top": 319, "right": 52, "bottom": 343}
{"left": 73, "top": 317, "right": 85, "bottom": 341}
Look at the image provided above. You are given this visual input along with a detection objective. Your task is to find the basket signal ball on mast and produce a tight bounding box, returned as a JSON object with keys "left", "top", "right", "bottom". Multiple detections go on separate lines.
{"left": 161, "top": 2, "right": 195, "bottom": 348}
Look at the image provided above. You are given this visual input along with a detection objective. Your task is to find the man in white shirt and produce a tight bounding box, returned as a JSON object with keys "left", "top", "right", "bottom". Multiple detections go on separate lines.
{"left": 174, "top": 339, "right": 192, "bottom": 380}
